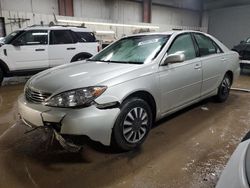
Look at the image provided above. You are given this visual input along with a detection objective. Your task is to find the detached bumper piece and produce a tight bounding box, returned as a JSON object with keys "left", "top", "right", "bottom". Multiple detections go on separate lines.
{"left": 53, "top": 129, "right": 82, "bottom": 152}
{"left": 24, "top": 124, "right": 82, "bottom": 152}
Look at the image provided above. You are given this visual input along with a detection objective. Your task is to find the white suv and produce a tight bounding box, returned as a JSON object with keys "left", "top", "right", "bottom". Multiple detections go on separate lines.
{"left": 0, "top": 25, "right": 99, "bottom": 85}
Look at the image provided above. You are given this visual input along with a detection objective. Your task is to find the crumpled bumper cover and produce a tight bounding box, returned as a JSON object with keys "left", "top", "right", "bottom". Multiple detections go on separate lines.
{"left": 18, "top": 94, "right": 120, "bottom": 146}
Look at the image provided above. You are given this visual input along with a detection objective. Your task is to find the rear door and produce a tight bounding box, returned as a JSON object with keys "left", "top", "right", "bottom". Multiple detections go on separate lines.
{"left": 158, "top": 33, "right": 202, "bottom": 114}
{"left": 6, "top": 30, "right": 49, "bottom": 70}
{"left": 193, "top": 33, "right": 225, "bottom": 97}
{"left": 48, "top": 30, "right": 78, "bottom": 67}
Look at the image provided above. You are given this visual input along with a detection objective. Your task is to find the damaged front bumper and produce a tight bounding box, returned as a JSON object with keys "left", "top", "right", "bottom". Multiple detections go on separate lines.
{"left": 18, "top": 94, "right": 120, "bottom": 146}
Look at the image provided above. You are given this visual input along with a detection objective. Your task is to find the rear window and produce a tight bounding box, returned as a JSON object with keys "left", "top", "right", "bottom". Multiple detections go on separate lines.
{"left": 75, "top": 32, "right": 96, "bottom": 43}
{"left": 50, "top": 30, "right": 76, "bottom": 45}
{"left": 194, "top": 33, "right": 223, "bottom": 56}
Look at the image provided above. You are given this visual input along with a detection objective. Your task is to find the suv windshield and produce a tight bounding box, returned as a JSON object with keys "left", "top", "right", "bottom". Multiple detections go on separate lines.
{"left": 4, "top": 30, "right": 24, "bottom": 44}
{"left": 90, "top": 35, "right": 170, "bottom": 64}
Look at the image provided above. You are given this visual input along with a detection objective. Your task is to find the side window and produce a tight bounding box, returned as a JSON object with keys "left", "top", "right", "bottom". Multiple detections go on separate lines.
{"left": 194, "top": 34, "right": 222, "bottom": 56}
{"left": 168, "top": 34, "right": 196, "bottom": 61}
{"left": 75, "top": 32, "right": 96, "bottom": 42}
{"left": 14, "top": 30, "right": 48, "bottom": 45}
{"left": 50, "top": 30, "right": 75, "bottom": 45}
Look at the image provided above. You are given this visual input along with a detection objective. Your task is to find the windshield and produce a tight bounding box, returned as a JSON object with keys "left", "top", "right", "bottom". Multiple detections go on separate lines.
{"left": 90, "top": 35, "right": 170, "bottom": 64}
{"left": 4, "top": 30, "right": 24, "bottom": 44}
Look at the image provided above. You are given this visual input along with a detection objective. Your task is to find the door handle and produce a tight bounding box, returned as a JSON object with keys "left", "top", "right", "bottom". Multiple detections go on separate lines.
{"left": 3, "top": 49, "right": 7, "bottom": 56}
{"left": 35, "top": 49, "right": 45, "bottom": 51}
{"left": 67, "top": 47, "right": 76, "bottom": 50}
{"left": 194, "top": 64, "right": 202, "bottom": 69}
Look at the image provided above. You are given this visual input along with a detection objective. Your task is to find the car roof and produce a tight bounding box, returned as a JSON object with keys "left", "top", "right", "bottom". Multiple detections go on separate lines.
{"left": 126, "top": 30, "right": 204, "bottom": 37}
{"left": 24, "top": 26, "right": 93, "bottom": 32}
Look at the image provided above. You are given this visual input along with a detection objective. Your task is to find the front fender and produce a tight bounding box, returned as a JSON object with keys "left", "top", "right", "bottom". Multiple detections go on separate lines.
{"left": 94, "top": 73, "right": 161, "bottom": 116}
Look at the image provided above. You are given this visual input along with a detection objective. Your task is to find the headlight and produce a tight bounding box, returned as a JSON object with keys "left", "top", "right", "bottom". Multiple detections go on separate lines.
{"left": 44, "top": 86, "right": 107, "bottom": 108}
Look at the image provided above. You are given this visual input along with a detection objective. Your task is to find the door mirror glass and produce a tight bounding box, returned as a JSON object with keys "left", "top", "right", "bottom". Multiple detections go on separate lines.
{"left": 162, "top": 53, "right": 185, "bottom": 66}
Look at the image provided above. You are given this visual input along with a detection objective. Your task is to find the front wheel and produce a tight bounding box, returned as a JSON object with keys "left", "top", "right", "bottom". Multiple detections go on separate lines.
{"left": 214, "top": 74, "right": 232, "bottom": 102}
{"left": 112, "top": 98, "right": 152, "bottom": 151}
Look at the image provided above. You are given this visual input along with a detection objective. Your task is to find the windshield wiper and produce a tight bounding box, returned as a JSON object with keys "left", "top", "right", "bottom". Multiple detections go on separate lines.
{"left": 97, "top": 60, "right": 143, "bottom": 64}
{"left": 87, "top": 59, "right": 143, "bottom": 64}
{"left": 86, "top": 58, "right": 96, "bottom": 61}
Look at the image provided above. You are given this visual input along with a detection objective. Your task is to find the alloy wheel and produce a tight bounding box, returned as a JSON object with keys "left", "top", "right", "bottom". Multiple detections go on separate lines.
{"left": 221, "top": 77, "right": 231, "bottom": 95}
{"left": 122, "top": 107, "right": 149, "bottom": 144}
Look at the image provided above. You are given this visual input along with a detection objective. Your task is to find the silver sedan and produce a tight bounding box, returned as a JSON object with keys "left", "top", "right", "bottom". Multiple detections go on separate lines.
{"left": 18, "top": 30, "right": 240, "bottom": 151}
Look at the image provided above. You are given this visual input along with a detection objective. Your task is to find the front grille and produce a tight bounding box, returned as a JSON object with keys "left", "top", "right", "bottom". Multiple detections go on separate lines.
{"left": 25, "top": 87, "right": 51, "bottom": 103}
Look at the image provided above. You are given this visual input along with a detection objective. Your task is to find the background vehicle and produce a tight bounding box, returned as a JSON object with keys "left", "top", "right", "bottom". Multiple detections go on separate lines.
{"left": 216, "top": 131, "right": 250, "bottom": 188}
{"left": 0, "top": 25, "right": 99, "bottom": 85}
{"left": 18, "top": 30, "right": 240, "bottom": 151}
{"left": 232, "top": 38, "right": 250, "bottom": 60}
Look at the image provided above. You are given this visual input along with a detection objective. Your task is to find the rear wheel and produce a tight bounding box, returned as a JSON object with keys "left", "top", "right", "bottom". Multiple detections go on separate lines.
{"left": 73, "top": 56, "right": 88, "bottom": 62}
{"left": 214, "top": 74, "right": 232, "bottom": 102}
{"left": 112, "top": 98, "right": 152, "bottom": 151}
{"left": 0, "top": 68, "right": 3, "bottom": 85}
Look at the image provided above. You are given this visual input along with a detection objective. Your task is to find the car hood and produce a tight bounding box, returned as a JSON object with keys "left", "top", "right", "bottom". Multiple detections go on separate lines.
{"left": 28, "top": 61, "right": 141, "bottom": 94}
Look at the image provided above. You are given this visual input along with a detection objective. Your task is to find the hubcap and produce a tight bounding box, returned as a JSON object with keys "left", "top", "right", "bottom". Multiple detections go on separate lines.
{"left": 221, "top": 77, "right": 231, "bottom": 95}
{"left": 122, "top": 107, "right": 148, "bottom": 144}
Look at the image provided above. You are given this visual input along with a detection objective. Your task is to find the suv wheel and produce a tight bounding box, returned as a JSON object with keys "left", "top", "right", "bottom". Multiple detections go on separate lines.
{"left": 112, "top": 98, "right": 152, "bottom": 151}
{"left": 74, "top": 56, "right": 87, "bottom": 62}
{"left": 214, "top": 74, "right": 232, "bottom": 102}
{"left": 0, "top": 68, "right": 3, "bottom": 85}
{"left": 71, "top": 53, "right": 92, "bottom": 62}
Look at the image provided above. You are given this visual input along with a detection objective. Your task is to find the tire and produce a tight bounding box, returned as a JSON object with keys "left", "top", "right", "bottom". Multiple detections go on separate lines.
{"left": 241, "top": 131, "right": 250, "bottom": 142}
{"left": 112, "top": 98, "right": 152, "bottom": 151}
{"left": 0, "top": 68, "right": 3, "bottom": 86}
{"left": 214, "top": 74, "right": 232, "bottom": 103}
{"left": 72, "top": 56, "right": 87, "bottom": 62}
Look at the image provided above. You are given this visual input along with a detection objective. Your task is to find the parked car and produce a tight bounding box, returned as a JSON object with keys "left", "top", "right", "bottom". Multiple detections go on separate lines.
{"left": 18, "top": 30, "right": 240, "bottom": 151}
{"left": 0, "top": 25, "right": 99, "bottom": 85}
{"left": 216, "top": 132, "right": 250, "bottom": 188}
{"left": 232, "top": 38, "right": 250, "bottom": 60}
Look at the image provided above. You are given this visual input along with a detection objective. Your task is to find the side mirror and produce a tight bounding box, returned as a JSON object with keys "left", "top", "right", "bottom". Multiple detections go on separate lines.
{"left": 161, "top": 53, "right": 185, "bottom": 66}
{"left": 12, "top": 40, "right": 22, "bottom": 46}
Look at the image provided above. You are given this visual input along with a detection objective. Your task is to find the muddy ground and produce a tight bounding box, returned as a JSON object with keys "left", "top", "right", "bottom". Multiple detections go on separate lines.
{"left": 0, "top": 75, "right": 249, "bottom": 188}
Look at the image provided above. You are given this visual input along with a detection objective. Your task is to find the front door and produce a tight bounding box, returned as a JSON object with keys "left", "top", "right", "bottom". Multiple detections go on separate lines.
{"left": 6, "top": 30, "right": 49, "bottom": 70}
{"left": 158, "top": 33, "right": 202, "bottom": 114}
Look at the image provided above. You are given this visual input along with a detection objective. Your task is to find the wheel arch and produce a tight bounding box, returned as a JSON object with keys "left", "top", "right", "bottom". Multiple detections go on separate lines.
{"left": 0, "top": 59, "right": 9, "bottom": 75}
{"left": 225, "top": 70, "right": 233, "bottom": 84}
{"left": 70, "top": 52, "right": 93, "bottom": 62}
{"left": 121, "top": 90, "right": 157, "bottom": 122}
